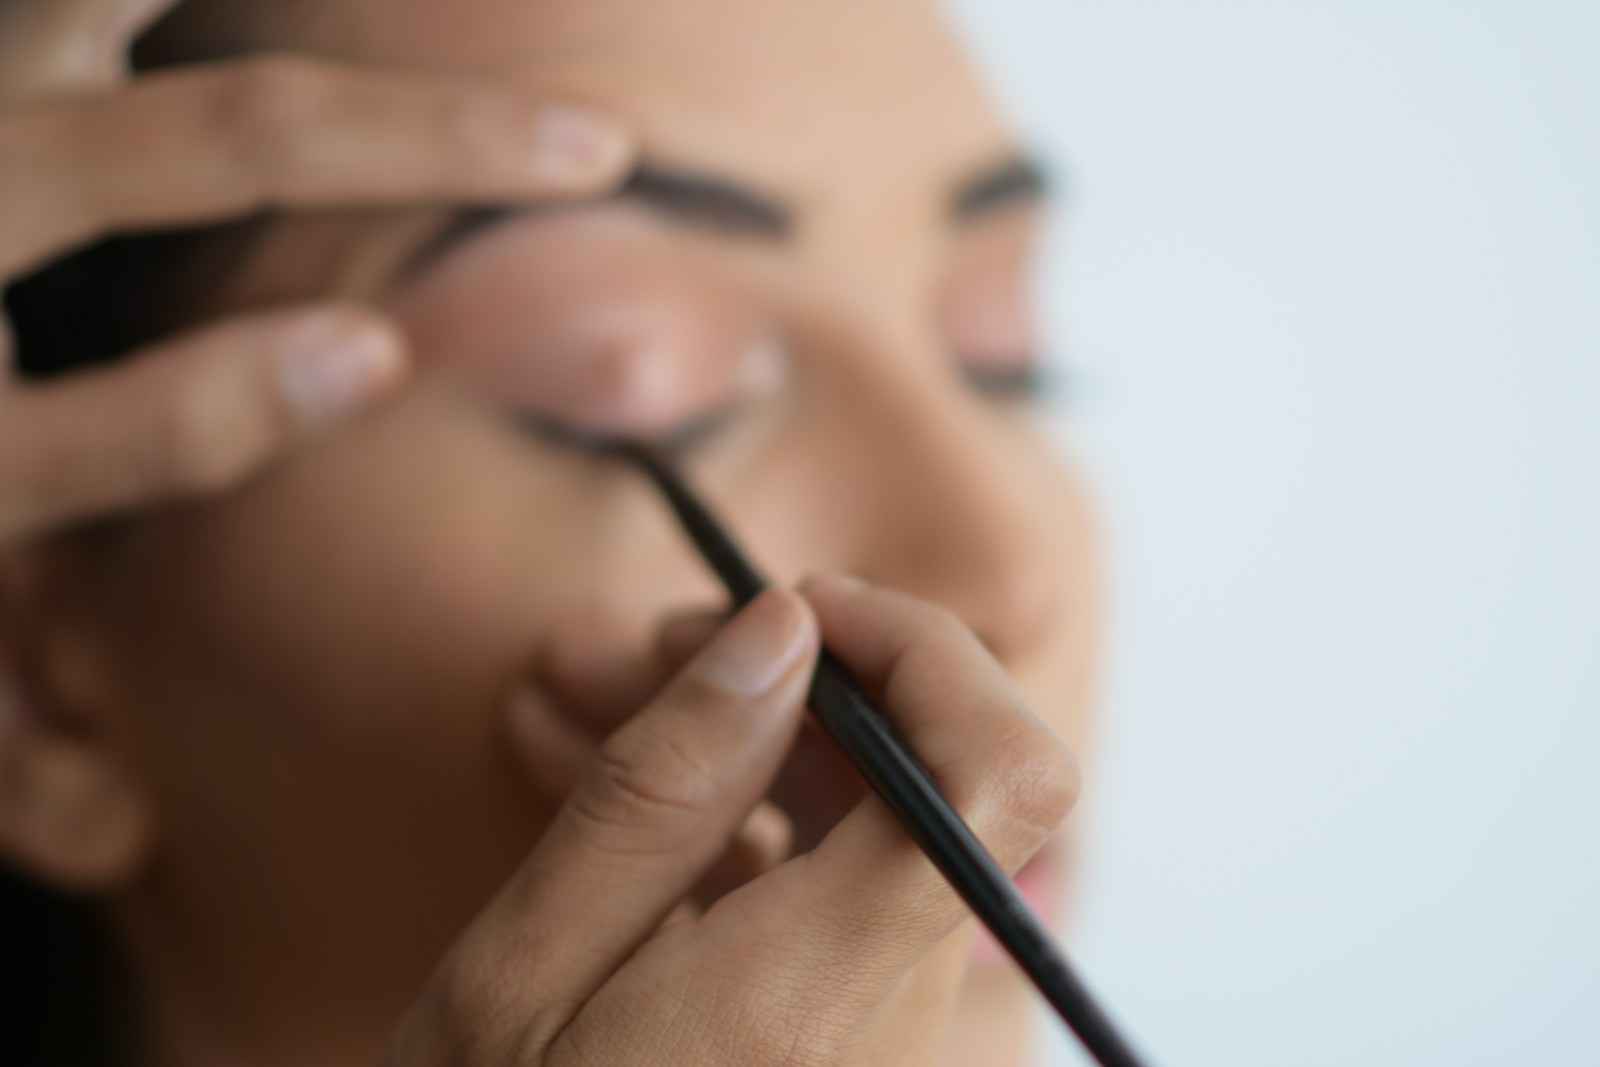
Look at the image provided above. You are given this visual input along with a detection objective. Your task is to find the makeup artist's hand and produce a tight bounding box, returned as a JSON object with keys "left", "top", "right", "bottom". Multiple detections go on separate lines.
{"left": 0, "top": 0, "right": 632, "bottom": 544}
{"left": 382, "top": 577, "right": 1080, "bottom": 1067}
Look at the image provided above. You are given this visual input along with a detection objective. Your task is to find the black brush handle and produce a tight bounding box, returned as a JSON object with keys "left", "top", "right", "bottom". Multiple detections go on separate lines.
{"left": 808, "top": 649, "right": 1146, "bottom": 1067}
{"left": 624, "top": 443, "right": 1148, "bottom": 1067}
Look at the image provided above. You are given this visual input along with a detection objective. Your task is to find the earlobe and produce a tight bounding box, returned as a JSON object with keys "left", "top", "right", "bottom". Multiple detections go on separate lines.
{"left": 0, "top": 719, "right": 152, "bottom": 892}
{"left": 0, "top": 548, "right": 152, "bottom": 894}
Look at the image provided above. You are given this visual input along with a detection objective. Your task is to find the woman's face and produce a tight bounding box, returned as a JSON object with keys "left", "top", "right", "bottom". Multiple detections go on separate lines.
{"left": 60, "top": 0, "right": 1097, "bottom": 1054}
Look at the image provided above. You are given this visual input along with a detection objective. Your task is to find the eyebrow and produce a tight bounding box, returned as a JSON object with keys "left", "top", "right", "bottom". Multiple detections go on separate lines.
{"left": 399, "top": 153, "right": 1047, "bottom": 282}
{"left": 951, "top": 155, "right": 1052, "bottom": 222}
{"left": 622, "top": 165, "right": 793, "bottom": 239}
{"left": 397, "top": 164, "right": 794, "bottom": 280}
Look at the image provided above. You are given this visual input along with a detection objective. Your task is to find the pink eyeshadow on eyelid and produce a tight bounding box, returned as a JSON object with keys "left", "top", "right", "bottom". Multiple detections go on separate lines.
{"left": 389, "top": 266, "right": 771, "bottom": 437}
{"left": 434, "top": 314, "right": 769, "bottom": 440}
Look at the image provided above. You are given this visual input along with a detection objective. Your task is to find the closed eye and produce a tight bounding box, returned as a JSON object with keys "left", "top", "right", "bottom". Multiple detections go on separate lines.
{"left": 511, "top": 404, "right": 742, "bottom": 460}
{"left": 960, "top": 361, "right": 1060, "bottom": 403}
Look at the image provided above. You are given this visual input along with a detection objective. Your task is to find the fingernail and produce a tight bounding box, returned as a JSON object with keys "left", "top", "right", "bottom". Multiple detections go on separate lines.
{"left": 528, "top": 104, "right": 632, "bottom": 185}
{"left": 697, "top": 589, "right": 811, "bottom": 698}
{"left": 279, "top": 316, "right": 405, "bottom": 427}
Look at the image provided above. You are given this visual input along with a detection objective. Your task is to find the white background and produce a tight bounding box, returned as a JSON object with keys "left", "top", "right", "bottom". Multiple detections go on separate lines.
{"left": 942, "top": 2, "right": 1600, "bottom": 1065}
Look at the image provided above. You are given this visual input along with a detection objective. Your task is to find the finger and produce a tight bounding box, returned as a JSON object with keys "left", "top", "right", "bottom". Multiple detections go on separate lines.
{"left": 856, "top": 924, "right": 975, "bottom": 1066}
{"left": 658, "top": 608, "right": 858, "bottom": 855}
{"left": 717, "top": 574, "right": 1079, "bottom": 998}
{"left": 0, "top": 55, "right": 632, "bottom": 278}
{"left": 503, "top": 681, "right": 793, "bottom": 904}
{"left": 0, "top": 303, "right": 405, "bottom": 542}
{"left": 435, "top": 589, "right": 818, "bottom": 1048}
{"left": 0, "top": 0, "right": 182, "bottom": 94}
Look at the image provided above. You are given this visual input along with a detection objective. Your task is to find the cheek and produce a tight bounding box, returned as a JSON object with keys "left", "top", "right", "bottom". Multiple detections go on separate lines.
{"left": 99, "top": 385, "right": 725, "bottom": 793}
{"left": 95, "top": 401, "right": 510, "bottom": 874}
{"left": 145, "top": 425, "right": 500, "bottom": 712}
{"left": 84, "top": 385, "right": 733, "bottom": 969}
{"left": 116, "top": 394, "right": 613, "bottom": 733}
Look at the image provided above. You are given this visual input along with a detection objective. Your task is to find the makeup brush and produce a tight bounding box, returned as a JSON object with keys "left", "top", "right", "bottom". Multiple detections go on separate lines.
{"left": 609, "top": 440, "right": 1149, "bottom": 1067}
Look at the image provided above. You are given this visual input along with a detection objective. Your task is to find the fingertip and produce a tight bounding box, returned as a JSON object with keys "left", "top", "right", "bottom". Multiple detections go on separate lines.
{"left": 690, "top": 587, "right": 816, "bottom": 700}
{"left": 275, "top": 306, "right": 410, "bottom": 428}
{"left": 522, "top": 102, "right": 635, "bottom": 192}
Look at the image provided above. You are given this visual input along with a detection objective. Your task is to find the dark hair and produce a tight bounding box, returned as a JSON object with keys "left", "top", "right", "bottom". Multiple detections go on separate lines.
{"left": 6, "top": 5, "right": 267, "bottom": 383}
{"left": 0, "top": 867, "right": 121, "bottom": 1066}
{"left": 1, "top": 16, "right": 259, "bottom": 1066}
{"left": 0, "top": 229, "right": 203, "bottom": 1061}
{"left": 5, "top": 224, "right": 257, "bottom": 380}
{"left": 0, "top": 232, "right": 199, "bottom": 1067}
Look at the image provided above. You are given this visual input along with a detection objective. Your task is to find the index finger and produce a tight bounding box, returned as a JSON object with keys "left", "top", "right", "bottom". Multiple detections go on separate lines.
{"left": 0, "top": 55, "right": 633, "bottom": 278}
{"left": 704, "top": 575, "right": 1079, "bottom": 1000}
{"left": 393, "top": 590, "right": 817, "bottom": 1062}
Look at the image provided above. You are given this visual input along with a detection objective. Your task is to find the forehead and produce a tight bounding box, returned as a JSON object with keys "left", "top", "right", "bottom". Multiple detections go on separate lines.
{"left": 238, "top": 0, "right": 1010, "bottom": 210}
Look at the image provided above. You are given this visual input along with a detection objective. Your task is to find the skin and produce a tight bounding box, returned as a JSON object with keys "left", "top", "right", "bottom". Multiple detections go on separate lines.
{"left": 0, "top": 0, "right": 635, "bottom": 541}
{"left": 1, "top": 0, "right": 1101, "bottom": 1064}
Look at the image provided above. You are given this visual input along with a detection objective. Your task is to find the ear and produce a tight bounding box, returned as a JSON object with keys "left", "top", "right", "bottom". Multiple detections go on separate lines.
{"left": 0, "top": 546, "right": 151, "bottom": 894}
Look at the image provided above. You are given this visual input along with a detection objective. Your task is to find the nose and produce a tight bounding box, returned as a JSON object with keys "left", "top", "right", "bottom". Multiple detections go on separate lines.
{"left": 804, "top": 332, "right": 1080, "bottom": 662}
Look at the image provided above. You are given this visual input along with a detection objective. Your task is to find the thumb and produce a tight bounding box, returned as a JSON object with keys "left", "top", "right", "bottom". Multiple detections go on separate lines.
{"left": 407, "top": 589, "right": 817, "bottom": 1062}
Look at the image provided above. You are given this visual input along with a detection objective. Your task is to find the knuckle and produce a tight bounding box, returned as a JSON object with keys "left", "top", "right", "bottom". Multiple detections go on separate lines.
{"left": 0, "top": 110, "right": 89, "bottom": 272}
{"left": 571, "top": 728, "right": 717, "bottom": 840}
{"left": 207, "top": 55, "right": 326, "bottom": 191}
{"left": 993, "top": 728, "right": 1080, "bottom": 842}
{"left": 430, "top": 86, "right": 512, "bottom": 172}
{"left": 686, "top": 964, "right": 855, "bottom": 1067}
{"left": 755, "top": 985, "right": 857, "bottom": 1065}
{"left": 424, "top": 948, "right": 523, "bottom": 1062}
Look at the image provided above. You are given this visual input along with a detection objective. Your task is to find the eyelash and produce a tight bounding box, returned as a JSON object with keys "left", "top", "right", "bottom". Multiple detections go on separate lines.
{"left": 959, "top": 360, "right": 1052, "bottom": 403}
{"left": 650, "top": 359, "right": 1054, "bottom": 458}
{"left": 652, "top": 407, "right": 742, "bottom": 457}
{"left": 511, "top": 405, "right": 740, "bottom": 460}
{"left": 515, "top": 356, "right": 1053, "bottom": 461}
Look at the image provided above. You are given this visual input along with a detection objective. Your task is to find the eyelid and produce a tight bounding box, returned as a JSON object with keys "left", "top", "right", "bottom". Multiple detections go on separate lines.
{"left": 511, "top": 362, "right": 1055, "bottom": 462}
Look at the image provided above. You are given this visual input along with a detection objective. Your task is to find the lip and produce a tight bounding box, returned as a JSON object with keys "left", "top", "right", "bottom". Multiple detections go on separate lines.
{"left": 967, "top": 844, "right": 1061, "bottom": 970}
